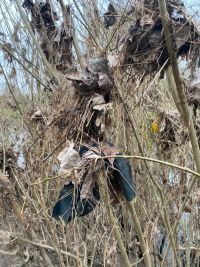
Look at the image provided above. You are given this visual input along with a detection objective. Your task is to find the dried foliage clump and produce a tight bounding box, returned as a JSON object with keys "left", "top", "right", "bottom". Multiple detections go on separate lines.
{"left": 111, "top": 0, "right": 200, "bottom": 77}
{"left": 22, "top": 0, "right": 74, "bottom": 72}
{"left": 52, "top": 141, "right": 136, "bottom": 222}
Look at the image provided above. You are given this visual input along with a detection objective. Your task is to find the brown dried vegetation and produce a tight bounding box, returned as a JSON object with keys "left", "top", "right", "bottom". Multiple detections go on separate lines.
{"left": 0, "top": 0, "right": 200, "bottom": 266}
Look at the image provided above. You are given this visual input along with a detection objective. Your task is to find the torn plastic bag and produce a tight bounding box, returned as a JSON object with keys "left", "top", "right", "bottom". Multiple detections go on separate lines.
{"left": 52, "top": 182, "right": 74, "bottom": 222}
{"left": 80, "top": 143, "right": 136, "bottom": 202}
{"left": 112, "top": 157, "right": 136, "bottom": 202}
{"left": 52, "top": 181, "right": 100, "bottom": 223}
{"left": 76, "top": 185, "right": 100, "bottom": 216}
{"left": 52, "top": 142, "right": 136, "bottom": 223}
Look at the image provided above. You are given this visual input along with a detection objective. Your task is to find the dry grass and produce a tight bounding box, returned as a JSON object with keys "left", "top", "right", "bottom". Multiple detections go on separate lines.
{"left": 0, "top": 0, "right": 200, "bottom": 266}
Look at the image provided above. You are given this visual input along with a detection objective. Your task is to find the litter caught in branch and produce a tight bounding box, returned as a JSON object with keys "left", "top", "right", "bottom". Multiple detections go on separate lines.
{"left": 57, "top": 141, "right": 81, "bottom": 177}
{"left": 65, "top": 58, "right": 113, "bottom": 96}
{"left": 106, "top": 0, "right": 200, "bottom": 77}
{"left": 52, "top": 142, "right": 136, "bottom": 223}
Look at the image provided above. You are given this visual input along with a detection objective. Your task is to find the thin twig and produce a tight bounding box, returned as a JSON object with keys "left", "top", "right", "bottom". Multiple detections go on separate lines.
{"left": 100, "top": 155, "right": 200, "bottom": 178}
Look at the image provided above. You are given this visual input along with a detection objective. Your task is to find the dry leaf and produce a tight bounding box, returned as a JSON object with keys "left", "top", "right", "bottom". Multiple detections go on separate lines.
{"left": 65, "top": 72, "right": 82, "bottom": 81}
{"left": 101, "top": 143, "right": 119, "bottom": 165}
{"left": 93, "top": 103, "right": 113, "bottom": 111}
{"left": 103, "top": 3, "right": 117, "bottom": 29}
{"left": 30, "top": 108, "right": 43, "bottom": 121}
{"left": 0, "top": 174, "right": 11, "bottom": 191}
{"left": 0, "top": 230, "right": 11, "bottom": 241}
{"left": 66, "top": 63, "right": 112, "bottom": 96}
{"left": 140, "top": 14, "right": 154, "bottom": 26}
{"left": 80, "top": 170, "right": 94, "bottom": 199}
{"left": 81, "top": 150, "right": 100, "bottom": 163}
{"left": 80, "top": 162, "right": 102, "bottom": 199}
{"left": 107, "top": 54, "right": 119, "bottom": 68}
{"left": 91, "top": 94, "right": 105, "bottom": 106}
{"left": 95, "top": 116, "right": 105, "bottom": 134}
{"left": 79, "top": 149, "right": 101, "bottom": 198}
{"left": 95, "top": 116, "right": 103, "bottom": 127}
{"left": 87, "top": 58, "right": 109, "bottom": 74}
{"left": 58, "top": 141, "right": 81, "bottom": 175}
{"left": 98, "top": 73, "right": 113, "bottom": 92}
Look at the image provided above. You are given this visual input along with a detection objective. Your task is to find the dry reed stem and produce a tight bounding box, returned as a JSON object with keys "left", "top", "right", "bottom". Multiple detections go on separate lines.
{"left": 97, "top": 170, "right": 132, "bottom": 267}
{"left": 127, "top": 200, "right": 152, "bottom": 267}
{"left": 158, "top": 0, "right": 200, "bottom": 265}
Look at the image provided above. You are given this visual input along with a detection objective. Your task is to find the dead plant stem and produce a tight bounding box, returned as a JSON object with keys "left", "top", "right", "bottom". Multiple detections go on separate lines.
{"left": 97, "top": 171, "right": 132, "bottom": 267}
{"left": 158, "top": 0, "right": 200, "bottom": 265}
{"left": 127, "top": 200, "right": 152, "bottom": 267}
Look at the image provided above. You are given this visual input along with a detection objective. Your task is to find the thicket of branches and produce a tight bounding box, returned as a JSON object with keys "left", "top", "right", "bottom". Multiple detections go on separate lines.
{"left": 0, "top": 0, "right": 200, "bottom": 266}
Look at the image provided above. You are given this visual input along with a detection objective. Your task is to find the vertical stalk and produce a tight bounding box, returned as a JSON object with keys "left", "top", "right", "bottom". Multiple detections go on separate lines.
{"left": 116, "top": 86, "right": 179, "bottom": 264}
{"left": 97, "top": 171, "right": 131, "bottom": 267}
{"left": 127, "top": 200, "right": 152, "bottom": 267}
{"left": 158, "top": 0, "right": 200, "bottom": 265}
{"left": 158, "top": 0, "right": 200, "bottom": 171}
